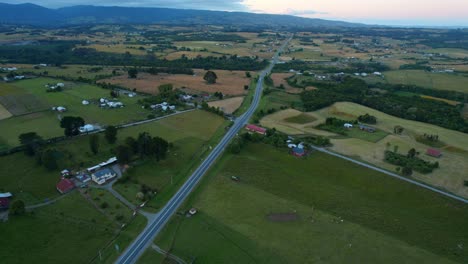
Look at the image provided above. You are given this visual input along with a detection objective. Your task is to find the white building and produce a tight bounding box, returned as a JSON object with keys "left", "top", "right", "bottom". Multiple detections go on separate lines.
{"left": 344, "top": 123, "right": 353, "bottom": 128}
{"left": 91, "top": 168, "right": 117, "bottom": 185}
{"left": 79, "top": 124, "right": 95, "bottom": 133}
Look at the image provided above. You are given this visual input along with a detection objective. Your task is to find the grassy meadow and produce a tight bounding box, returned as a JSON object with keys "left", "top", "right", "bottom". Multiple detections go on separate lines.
{"left": 153, "top": 143, "right": 468, "bottom": 263}
{"left": 384, "top": 70, "right": 468, "bottom": 92}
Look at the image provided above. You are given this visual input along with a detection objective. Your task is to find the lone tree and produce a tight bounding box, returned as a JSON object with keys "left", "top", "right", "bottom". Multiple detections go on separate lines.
{"left": 89, "top": 134, "right": 100, "bottom": 155}
{"left": 128, "top": 68, "right": 138, "bottom": 79}
{"left": 105, "top": 126, "right": 118, "bottom": 144}
{"left": 19, "top": 132, "right": 43, "bottom": 156}
{"left": 41, "top": 149, "right": 58, "bottom": 170}
{"left": 60, "top": 116, "right": 85, "bottom": 136}
{"left": 203, "top": 71, "right": 217, "bottom": 84}
{"left": 10, "top": 200, "right": 25, "bottom": 215}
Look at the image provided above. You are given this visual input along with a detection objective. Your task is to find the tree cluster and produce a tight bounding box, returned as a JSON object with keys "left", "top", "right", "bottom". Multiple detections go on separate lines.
{"left": 384, "top": 150, "right": 439, "bottom": 174}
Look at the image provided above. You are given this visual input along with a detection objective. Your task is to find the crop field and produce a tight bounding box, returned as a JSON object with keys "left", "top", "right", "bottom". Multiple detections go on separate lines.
{"left": 173, "top": 37, "right": 275, "bottom": 59}
{"left": 312, "top": 102, "right": 468, "bottom": 198}
{"left": 0, "top": 82, "right": 49, "bottom": 115}
{"left": 260, "top": 109, "right": 333, "bottom": 136}
{"left": 0, "top": 77, "right": 151, "bottom": 149}
{"left": 154, "top": 143, "right": 468, "bottom": 263}
{"left": 100, "top": 70, "right": 251, "bottom": 95}
{"left": 270, "top": 73, "right": 301, "bottom": 93}
{"left": 384, "top": 70, "right": 468, "bottom": 92}
{"left": 208, "top": 96, "right": 244, "bottom": 114}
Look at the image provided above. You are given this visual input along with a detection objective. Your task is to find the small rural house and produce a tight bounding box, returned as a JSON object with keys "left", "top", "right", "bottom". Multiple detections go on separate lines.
{"left": 245, "top": 124, "right": 267, "bottom": 135}
{"left": 344, "top": 123, "right": 353, "bottom": 129}
{"left": 426, "top": 148, "right": 442, "bottom": 158}
{"left": 0, "top": 192, "right": 12, "bottom": 210}
{"left": 56, "top": 178, "right": 75, "bottom": 194}
{"left": 92, "top": 168, "right": 117, "bottom": 185}
{"left": 292, "top": 147, "right": 306, "bottom": 157}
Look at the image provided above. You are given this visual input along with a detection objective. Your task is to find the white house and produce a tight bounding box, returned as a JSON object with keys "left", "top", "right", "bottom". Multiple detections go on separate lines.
{"left": 91, "top": 168, "right": 117, "bottom": 185}
{"left": 169, "top": 105, "right": 176, "bottom": 110}
{"left": 344, "top": 123, "right": 353, "bottom": 128}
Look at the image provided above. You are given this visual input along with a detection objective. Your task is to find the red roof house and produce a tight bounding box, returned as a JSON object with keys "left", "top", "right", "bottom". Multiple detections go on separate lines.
{"left": 56, "top": 178, "right": 75, "bottom": 194}
{"left": 245, "top": 124, "right": 267, "bottom": 135}
{"left": 0, "top": 197, "right": 10, "bottom": 209}
{"left": 426, "top": 148, "right": 442, "bottom": 158}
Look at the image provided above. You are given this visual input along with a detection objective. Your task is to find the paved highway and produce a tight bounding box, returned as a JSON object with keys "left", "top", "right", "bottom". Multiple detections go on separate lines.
{"left": 115, "top": 36, "right": 292, "bottom": 264}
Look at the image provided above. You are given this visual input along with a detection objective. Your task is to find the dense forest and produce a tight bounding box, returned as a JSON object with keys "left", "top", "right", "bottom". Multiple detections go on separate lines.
{"left": 300, "top": 77, "right": 468, "bottom": 132}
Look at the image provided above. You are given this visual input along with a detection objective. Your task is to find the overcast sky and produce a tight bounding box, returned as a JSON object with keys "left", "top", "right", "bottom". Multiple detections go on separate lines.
{"left": 3, "top": 0, "right": 468, "bottom": 26}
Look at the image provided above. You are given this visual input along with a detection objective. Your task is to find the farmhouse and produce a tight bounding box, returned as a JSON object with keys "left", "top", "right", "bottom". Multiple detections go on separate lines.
{"left": 92, "top": 168, "right": 117, "bottom": 185}
{"left": 245, "top": 124, "right": 267, "bottom": 135}
{"left": 0, "top": 192, "right": 12, "bottom": 210}
{"left": 359, "top": 124, "right": 376, "bottom": 133}
{"left": 56, "top": 178, "right": 75, "bottom": 194}
{"left": 426, "top": 148, "right": 442, "bottom": 158}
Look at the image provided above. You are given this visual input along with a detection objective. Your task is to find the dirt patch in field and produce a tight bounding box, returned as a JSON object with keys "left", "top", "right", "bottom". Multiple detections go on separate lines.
{"left": 270, "top": 73, "right": 296, "bottom": 91}
{"left": 267, "top": 213, "right": 298, "bottom": 222}
{"left": 0, "top": 103, "right": 12, "bottom": 120}
{"left": 99, "top": 70, "right": 250, "bottom": 96}
{"left": 208, "top": 96, "right": 244, "bottom": 114}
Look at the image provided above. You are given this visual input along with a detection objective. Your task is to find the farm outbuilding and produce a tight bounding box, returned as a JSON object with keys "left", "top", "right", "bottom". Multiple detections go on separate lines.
{"left": 245, "top": 124, "right": 267, "bottom": 135}
{"left": 56, "top": 178, "right": 75, "bottom": 194}
{"left": 0, "top": 193, "right": 12, "bottom": 210}
{"left": 426, "top": 148, "right": 442, "bottom": 158}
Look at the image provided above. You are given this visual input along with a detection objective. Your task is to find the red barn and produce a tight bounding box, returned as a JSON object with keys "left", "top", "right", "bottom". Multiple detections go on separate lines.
{"left": 426, "top": 148, "right": 442, "bottom": 158}
{"left": 56, "top": 178, "right": 75, "bottom": 194}
{"left": 245, "top": 124, "right": 267, "bottom": 135}
{"left": 0, "top": 198, "right": 10, "bottom": 209}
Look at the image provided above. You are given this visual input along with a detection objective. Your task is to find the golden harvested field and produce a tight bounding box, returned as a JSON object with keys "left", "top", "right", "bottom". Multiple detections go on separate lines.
{"left": 208, "top": 96, "right": 244, "bottom": 114}
{"left": 0, "top": 103, "right": 12, "bottom": 120}
{"left": 100, "top": 70, "right": 251, "bottom": 95}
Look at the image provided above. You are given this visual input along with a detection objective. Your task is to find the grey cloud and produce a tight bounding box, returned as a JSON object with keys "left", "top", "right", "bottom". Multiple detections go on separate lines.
{"left": 284, "top": 9, "right": 327, "bottom": 16}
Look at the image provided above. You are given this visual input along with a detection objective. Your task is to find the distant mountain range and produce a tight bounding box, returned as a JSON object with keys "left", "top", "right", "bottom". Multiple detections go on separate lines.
{"left": 0, "top": 2, "right": 366, "bottom": 28}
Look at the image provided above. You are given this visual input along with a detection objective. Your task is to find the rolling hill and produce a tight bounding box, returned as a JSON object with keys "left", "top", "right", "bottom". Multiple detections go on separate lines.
{"left": 0, "top": 2, "right": 365, "bottom": 28}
